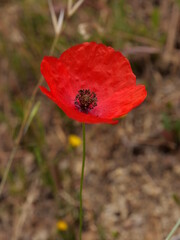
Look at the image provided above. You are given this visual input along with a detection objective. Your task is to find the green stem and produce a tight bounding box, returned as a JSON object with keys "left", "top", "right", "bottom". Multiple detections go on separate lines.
{"left": 79, "top": 123, "right": 86, "bottom": 240}
{"left": 165, "top": 218, "right": 180, "bottom": 240}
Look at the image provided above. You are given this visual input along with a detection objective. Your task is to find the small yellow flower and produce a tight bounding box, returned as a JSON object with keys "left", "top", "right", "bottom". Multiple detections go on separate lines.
{"left": 69, "top": 134, "right": 82, "bottom": 147}
{"left": 57, "top": 220, "right": 68, "bottom": 231}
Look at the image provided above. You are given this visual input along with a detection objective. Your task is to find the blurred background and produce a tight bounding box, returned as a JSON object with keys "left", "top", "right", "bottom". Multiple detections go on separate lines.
{"left": 0, "top": 0, "right": 180, "bottom": 239}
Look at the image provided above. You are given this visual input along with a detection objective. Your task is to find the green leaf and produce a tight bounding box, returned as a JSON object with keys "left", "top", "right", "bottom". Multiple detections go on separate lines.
{"left": 24, "top": 101, "right": 41, "bottom": 134}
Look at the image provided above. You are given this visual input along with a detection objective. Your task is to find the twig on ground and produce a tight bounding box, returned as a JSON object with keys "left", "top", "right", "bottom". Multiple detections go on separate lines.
{"left": 123, "top": 46, "right": 160, "bottom": 56}
{"left": 165, "top": 2, "right": 180, "bottom": 54}
{"left": 12, "top": 179, "right": 39, "bottom": 240}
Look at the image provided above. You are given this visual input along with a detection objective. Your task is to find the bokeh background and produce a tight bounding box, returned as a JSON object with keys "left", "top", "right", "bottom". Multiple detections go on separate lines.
{"left": 0, "top": 0, "right": 180, "bottom": 239}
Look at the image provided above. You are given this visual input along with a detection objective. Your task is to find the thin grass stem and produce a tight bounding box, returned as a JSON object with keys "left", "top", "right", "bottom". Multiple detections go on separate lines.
{"left": 165, "top": 218, "right": 180, "bottom": 240}
{"left": 0, "top": 36, "right": 58, "bottom": 197}
{"left": 0, "top": 0, "right": 84, "bottom": 197}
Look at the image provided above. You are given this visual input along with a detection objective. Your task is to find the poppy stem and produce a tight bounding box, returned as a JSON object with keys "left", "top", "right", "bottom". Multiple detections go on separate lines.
{"left": 79, "top": 123, "right": 86, "bottom": 240}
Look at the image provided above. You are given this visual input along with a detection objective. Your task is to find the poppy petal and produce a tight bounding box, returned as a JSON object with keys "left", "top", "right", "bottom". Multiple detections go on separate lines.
{"left": 93, "top": 85, "right": 147, "bottom": 119}
{"left": 40, "top": 56, "right": 75, "bottom": 103}
{"left": 59, "top": 42, "right": 136, "bottom": 99}
{"left": 40, "top": 86, "right": 55, "bottom": 101}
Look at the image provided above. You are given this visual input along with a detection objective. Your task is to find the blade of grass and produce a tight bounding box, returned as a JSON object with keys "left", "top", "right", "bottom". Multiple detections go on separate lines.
{"left": 24, "top": 101, "right": 41, "bottom": 134}
{"left": 48, "top": 0, "right": 64, "bottom": 36}
{"left": 67, "top": 0, "right": 84, "bottom": 17}
{"left": 165, "top": 218, "right": 180, "bottom": 240}
{"left": 0, "top": 8, "right": 59, "bottom": 197}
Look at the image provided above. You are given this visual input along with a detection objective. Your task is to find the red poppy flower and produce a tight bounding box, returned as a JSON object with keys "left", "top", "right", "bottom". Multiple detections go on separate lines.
{"left": 40, "top": 42, "right": 147, "bottom": 124}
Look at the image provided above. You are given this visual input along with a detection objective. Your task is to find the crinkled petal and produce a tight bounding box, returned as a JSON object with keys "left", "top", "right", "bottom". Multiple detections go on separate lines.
{"left": 40, "top": 56, "right": 74, "bottom": 103}
{"left": 92, "top": 85, "right": 147, "bottom": 119}
{"left": 59, "top": 42, "right": 136, "bottom": 99}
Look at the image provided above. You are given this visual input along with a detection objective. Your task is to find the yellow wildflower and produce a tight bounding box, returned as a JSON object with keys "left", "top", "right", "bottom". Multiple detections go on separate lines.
{"left": 69, "top": 134, "right": 82, "bottom": 147}
{"left": 57, "top": 220, "right": 68, "bottom": 231}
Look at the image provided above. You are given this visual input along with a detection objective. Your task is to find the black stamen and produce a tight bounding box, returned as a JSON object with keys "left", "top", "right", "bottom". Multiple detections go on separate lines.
{"left": 75, "top": 89, "right": 97, "bottom": 113}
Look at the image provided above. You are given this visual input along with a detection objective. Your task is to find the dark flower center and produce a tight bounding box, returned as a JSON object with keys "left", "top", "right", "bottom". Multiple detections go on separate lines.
{"left": 75, "top": 89, "right": 97, "bottom": 113}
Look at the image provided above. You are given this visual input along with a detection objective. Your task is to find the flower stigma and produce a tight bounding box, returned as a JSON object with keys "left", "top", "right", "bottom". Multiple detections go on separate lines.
{"left": 75, "top": 89, "right": 97, "bottom": 113}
